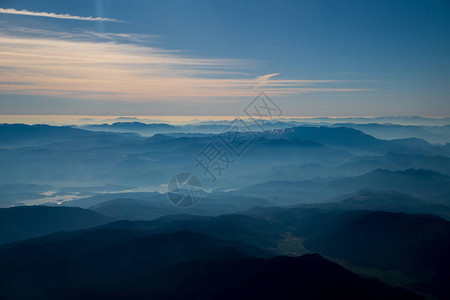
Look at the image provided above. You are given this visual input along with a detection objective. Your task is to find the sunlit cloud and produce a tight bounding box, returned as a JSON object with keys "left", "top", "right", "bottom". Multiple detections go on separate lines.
{"left": 254, "top": 73, "right": 280, "bottom": 89}
{"left": 0, "top": 28, "right": 369, "bottom": 101}
{"left": 0, "top": 8, "right": 121, "bottom": 22}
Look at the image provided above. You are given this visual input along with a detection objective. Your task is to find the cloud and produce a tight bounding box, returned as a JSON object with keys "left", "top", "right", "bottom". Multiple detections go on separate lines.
{"left": 254, "top": 73, "right": 280, "bottom": 89}
{"left": 0, "top": 28, "right": 369, "bottom": 102}
{"left": 0, "top": 8, "right": 121, "bottom": 22}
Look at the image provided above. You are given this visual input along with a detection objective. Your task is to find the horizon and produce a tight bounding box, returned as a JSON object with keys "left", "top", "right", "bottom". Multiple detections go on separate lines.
{"left": 1, "top": 114, "right": 449, "bottom": 126}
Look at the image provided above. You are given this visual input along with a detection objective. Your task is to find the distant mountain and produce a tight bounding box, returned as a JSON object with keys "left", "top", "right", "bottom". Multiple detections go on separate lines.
{"left": 0, "top": 123, "right": 142, "bottom": 148}
{"left": 287, "top": 116, "right": 450, "bottom": 126}
{"left": 305, "top": 189, "right": 450, "bottom": 219}
{"left": 83, "top": 120, "right": 303, "bottom": 136}
{"left": 332, "top": 123, "right": 450, "bottom": 144}
{"left": 261, "top": 153, "right": 450, "bottom": 183}
{"left": 84, "top": 122, "right": 179, "bottom": 135}
{"left": 265, "top": 126, "right": 397, "bottom": 154}
{"left": 0, "top": 125, "right": 354, "bottom": 187}
{"left": 136, "top": 213, "right": 287, "bottom": 251}
{"left": 0, "top": 124, "right": 87, "bottom": 142}
{"left": 389, "top": 137, "right": 449, "bottom": 156}
{"left": 328, "top": 168, "right": 450, "bottom": 197}
{"left": 89, "top": 197, "right": 210, "bottom": 220}
{"left": 0, "top": 206, "right": 112, "bottom": 244}
{"left": 61, "top": 192, "right": 162, "bottom": 208}
{"left": 264, "top": 126, "right": 447, "bottom": 155}
{"left": 0, "top": 183, "right": 54, "bottom": 206}
{"left": 89, "top": 194, "right": 273, "bottom": 220}
{"left": 426, "top": 192, "right": 450, "bottom": 206}
{"left": 11, "top": 212, "right": 287, "bottom": 254}
{"left": 368, "top": 152, "right": 450, "bottom": 175}
{"left": 0, "top": 183, "right": 53, "bottom": 194}
{"left": 1, "top": 123, "right": 448, "bottom": 195}
{"left": 236, "top": 168, "right": 450, "bottom": 202}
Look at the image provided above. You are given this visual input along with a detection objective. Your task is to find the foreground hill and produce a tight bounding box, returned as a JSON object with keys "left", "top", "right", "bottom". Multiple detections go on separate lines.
{"left": 0, "top": 206, "right": 112, "bottom": 244}
{"left": 304, "top": 211, "right": 450, "bottom": 299}
{"left": 245, "top": 207, "right": 450, "bottom": 299}
{"left": 74, "top": 254, "right": 421, "bottom": 300}
{"left": 1, "top": 206, "right": 447, "bottom": 298}
{"left": 0, "top": 230, "right": 421, "bottom": 300}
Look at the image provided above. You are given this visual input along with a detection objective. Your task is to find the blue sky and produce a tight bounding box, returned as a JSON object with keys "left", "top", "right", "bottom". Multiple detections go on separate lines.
{"left": 0, "top": 0, "right": 449, "bottom": 116}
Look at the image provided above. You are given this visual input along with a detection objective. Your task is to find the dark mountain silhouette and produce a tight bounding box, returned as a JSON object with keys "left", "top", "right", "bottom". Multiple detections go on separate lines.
{"left": 0, "top": 229, "right": 421, "bottom": 300}
{"left": 88, "top": 194, "right": 273, "bottom": 220}
{"left": 304, "top": 211, "right": 450, "bottom": 267}
{"left": 0, "top": 213, "right": 280, "bottom": 255}
{"left": 140, "top": 213, "right": 287, "bottom": 251}
{"left": 304, "top": 211, "right": 450, "bottom": 299}
{"left": 78, "top": 254, "right": 422, "bottom": 300}
{"left": 0, "top": 206, "right": 112, "bottom": 244}
{"left": 244, "top": 205, "right": 450, "bottom": 298}
{"left": 1, "top": 204, "right": 446, "bottom": 298}
{"left": 0, "top": 230, "right": 267, "bottom": 299}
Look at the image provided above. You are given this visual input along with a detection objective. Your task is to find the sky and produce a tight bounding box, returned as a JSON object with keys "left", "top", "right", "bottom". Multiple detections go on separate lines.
{"left": 0, "top": 0, "right": 449, "bottom": 117}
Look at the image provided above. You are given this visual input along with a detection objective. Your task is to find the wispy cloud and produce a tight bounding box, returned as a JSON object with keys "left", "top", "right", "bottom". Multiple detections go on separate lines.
{"left": 254, "top": 73, "right": 280, "bottom": 89}
{"left": 0, "top": 28, "right": 369, "bottom": 101}
{"left": 0, "top": 8, "right": 121, "bottom": 22}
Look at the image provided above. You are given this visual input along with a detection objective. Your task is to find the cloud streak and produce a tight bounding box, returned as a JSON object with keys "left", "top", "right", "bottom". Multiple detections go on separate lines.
{"left": 254, "top": 73, "right": 280, "bottom": 89}
{"left": 0, "top": 28, "right": 369, "bottom": 101}
{"left": 0, "top": 8, "right": 121, "bottom": 22}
